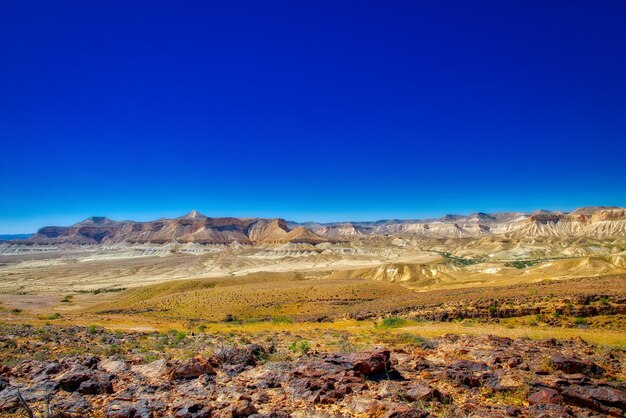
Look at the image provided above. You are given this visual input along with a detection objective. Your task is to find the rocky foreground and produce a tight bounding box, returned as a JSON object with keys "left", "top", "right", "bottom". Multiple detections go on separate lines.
{"left": 0, "top": 325, "right": 625, "bottom": 417}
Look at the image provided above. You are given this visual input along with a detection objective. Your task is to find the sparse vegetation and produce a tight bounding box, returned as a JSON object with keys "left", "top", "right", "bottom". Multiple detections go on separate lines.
{"left": 288, "top": 340, "right": 311, "bottom": 355}
{"left": 271, "top": 316, "right": 294, "bottom": 324}
{"left": 379, "top": 317, "right": 408, "bottom": 328}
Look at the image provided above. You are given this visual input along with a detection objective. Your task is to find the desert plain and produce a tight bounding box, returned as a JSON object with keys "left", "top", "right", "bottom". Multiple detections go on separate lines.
{"left": 0, "top": 207, "right": 625, "bottom": 417}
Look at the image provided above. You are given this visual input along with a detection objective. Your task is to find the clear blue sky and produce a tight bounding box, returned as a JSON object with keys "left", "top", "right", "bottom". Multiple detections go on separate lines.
{"left": 1, "top": 1, "right": 625, "bottom": 233}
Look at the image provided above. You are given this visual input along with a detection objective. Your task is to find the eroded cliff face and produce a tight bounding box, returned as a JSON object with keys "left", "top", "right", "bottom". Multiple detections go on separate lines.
{"left": 12, "top": 207, "right": 626, "bottom": 246}
{"left": 308, "top": 207, "right": 626, "bottom": 239}
{"left": 22, "top": 212, "right": 327, "bottom": 245}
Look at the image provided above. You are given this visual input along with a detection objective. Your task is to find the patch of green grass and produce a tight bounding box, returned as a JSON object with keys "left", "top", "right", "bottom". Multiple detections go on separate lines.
{"left": 574, "top": 317, "right": 587, "bottom": 326}
{"left": 505, "top": 258, "right": 550, "bottom": 269}
{"left": 440, "top": 252, "right": 485, "bottom": 266}
{"left": 379, "top": 317, "right": 408, "bottom": 328}
{"left": 271, "top": 316, "right": 294, "bottom": 324}
{"left": 47, "top": 312, "right": 61, "bottom": 320}
{"left": 289, "top": 340, "right": 311, "bottom": 355}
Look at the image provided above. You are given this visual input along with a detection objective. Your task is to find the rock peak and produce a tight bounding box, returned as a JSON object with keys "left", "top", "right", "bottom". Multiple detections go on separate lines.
{"left": 180, "top": 210, "right": 206, "bottom": 219}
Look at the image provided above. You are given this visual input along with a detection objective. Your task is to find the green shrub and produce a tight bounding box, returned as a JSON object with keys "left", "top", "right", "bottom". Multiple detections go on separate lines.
{"left": 288, "top": 340, "right": 311, "bottom": 355}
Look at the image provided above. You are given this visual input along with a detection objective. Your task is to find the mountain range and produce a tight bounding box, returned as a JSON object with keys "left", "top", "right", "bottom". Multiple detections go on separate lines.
{"left": 9, "top": 206, "right": 626, "bottom": 245}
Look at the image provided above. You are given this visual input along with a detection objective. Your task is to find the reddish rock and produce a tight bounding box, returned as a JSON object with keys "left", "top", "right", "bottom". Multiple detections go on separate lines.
{"left": 561, "top": 385, "right": 626, "bottom": 414}
{"left": 172, "top": 402, "right": 213, "bottom": 418}
{"left": 404, "top": 384, "right": 448, "bottom": 403}
{"left": 327, "top": 347, "right": 391, "bottom": 376}
{"left": 348, "top": 347, "right": 391, "bottom": 376}
{"left": 382, "top": 405, "right": 431, "bottom": 418}
{"left": 169, "top": 356, "right": 216, "bottom": 380}
{"left": 528, "top": 388, "right": 563, "bottom": 405}
{"left": 213, "top": 400, "right": 258, "bottom": 417}
{"left": 550, "top": 356, "right": 604, "bottom": 376}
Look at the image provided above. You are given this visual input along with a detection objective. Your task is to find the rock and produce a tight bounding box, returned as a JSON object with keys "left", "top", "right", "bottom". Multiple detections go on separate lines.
{"left": 524, "top": 404, "right": 574, "bottom": 417}
{"left": 100, "top": 358, "right": 129, "bottom": 374}
{"left": 343, "top": 398, "right": 390, "bottom": 415}
{"left": 561, "top": 385, "right": 626, "bottom": 414}
{"left": 528, "top": 389, "right": 563, "bottom": 405}
{"left": 21, "top": 380, "right": 59, "bottom": 402}
{"left": 382, "top": 405, "right": 431, "bottom": 418}
{"left": 169, "top": 356, "right": 216, "bottom": 380}
{"left": 52, "top": 393, "right": 91, "bottom": 417}
{"left": 77, "top": 378, "right": 114, "bottom": 395}
{"left": 550, "top": 356, "right": 604, "bottom": 376}
{"left": 486, "top": 371, "right": 523, "bottom": 392}
{"left": 82, "top": 356, "right": 99, "bottom": 369}
{"left": 0, "top": 388, "right": 19, "bottom": 412}
{"left": 445, "top": 370, "right": 481, "bottom": 388}
{"left": 449, "top": 360, "right": 491, "bottom": 372}
{"left": 106, "top": 400, "right": 155, "bottom": 418}
{"left": 173, "top": 402, "right": 213, "bottom": 418}
{"left": 213, "top": 400, "right": 258, "bottom": 417}
{"left": 332, "top": 347, "right": 391, "bottom": 376}
{"left": 58, "top": 371, "right": 91, "bottom": 392}
{"left": 404, "top": 384, "right": 448, "bottom": 403}
{"left": 132, "top": 359, "right": 169, "bottom": 381}
{"left": 249, "top": 412, "right": 291, "bottom": 418}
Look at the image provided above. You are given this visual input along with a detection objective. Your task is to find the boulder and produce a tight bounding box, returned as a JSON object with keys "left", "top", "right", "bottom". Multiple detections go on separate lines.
{"left": 550, "top": 356, "right": 604, "bottom": 376}
{"left": 100, "top": 358, "right": 129, "bottom": 374}
{"left": 132, "top": 359, "right": 169, "bottom": 381}
{"left": 52, "top": 393, "right": 91, "bottom": 418}
{"left": 327, "top": 347, "right": 391, "bottom": 376}
{"left": 77, "top": 378, "right": 114, "bottom": 395}
{"left": 172, "top": 402, "right": 213, "bottom": 418}
{"left": 528, "top": 389, "right": 563, "bottom": 405}
{"left": 561, "top": 385, "right": 626, "bottom": 414}
{"left": 404, "top": 384, "right": 448, "bottom": 403}
{"left": 169, "top": 356, "right": 216, "bottom": 380}
{"left": 58, "top": 371, "right": 91, "bottom": 392}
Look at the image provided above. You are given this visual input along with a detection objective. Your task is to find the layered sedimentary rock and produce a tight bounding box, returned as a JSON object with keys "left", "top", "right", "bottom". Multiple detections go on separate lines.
{"left": 22, "top": 211, "right": 327, "bottom": 245}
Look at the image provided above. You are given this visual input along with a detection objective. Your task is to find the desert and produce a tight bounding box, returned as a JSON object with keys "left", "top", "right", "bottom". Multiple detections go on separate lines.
{"left": 0, "top": 207, "right": 624, "bottom": 416}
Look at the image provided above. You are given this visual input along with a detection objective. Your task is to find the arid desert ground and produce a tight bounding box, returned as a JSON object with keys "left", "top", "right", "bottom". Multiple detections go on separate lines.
{"left": 0, "top": 208, "right": 625, "bottom": 416}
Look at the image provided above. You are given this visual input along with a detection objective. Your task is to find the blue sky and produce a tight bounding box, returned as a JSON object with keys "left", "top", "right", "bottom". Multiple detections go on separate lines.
{"left": 1, "top": 1, "right": 625, "bottom": 233}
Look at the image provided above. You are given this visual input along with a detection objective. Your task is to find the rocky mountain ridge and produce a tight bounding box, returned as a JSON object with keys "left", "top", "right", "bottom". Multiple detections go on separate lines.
{"left": 12, "top": 206, "right": 626, "bottom": 246}
{"left": 294, "top": 206, "right": 626, "bottom": 239}
{"left": 21, "top": 211, "right": 327, "bottom": 245}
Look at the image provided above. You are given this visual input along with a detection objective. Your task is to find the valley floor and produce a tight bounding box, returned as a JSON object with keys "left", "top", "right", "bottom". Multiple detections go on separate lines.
{"left": 0, "top": 238, "right": 624, "bottom": 416}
